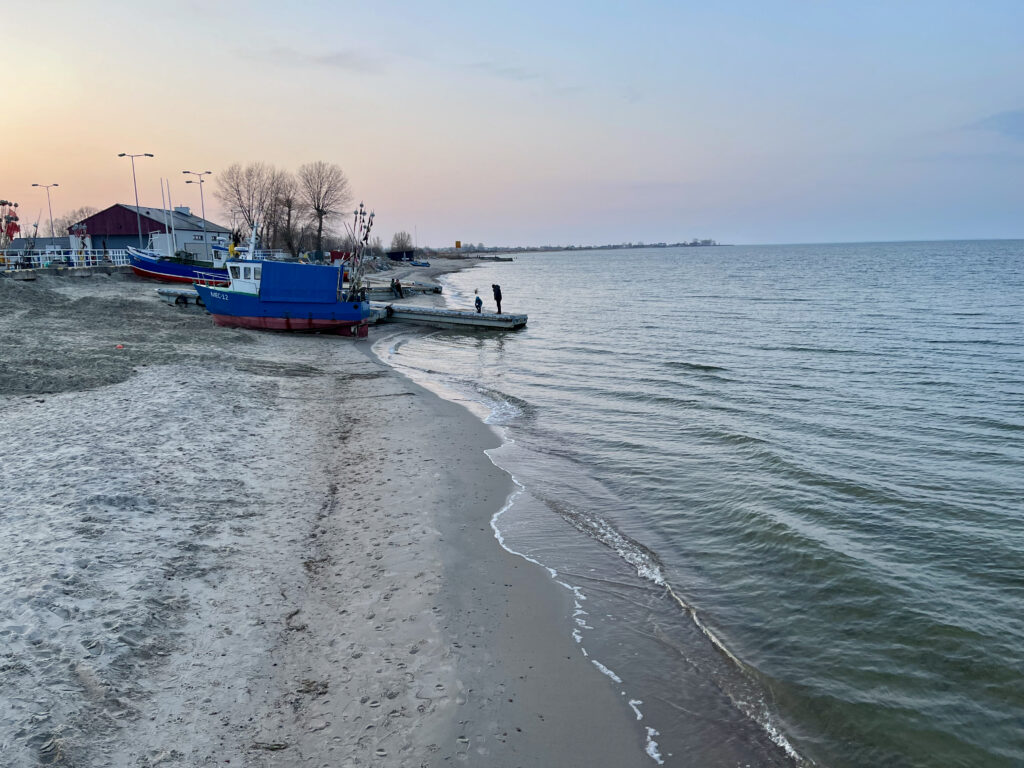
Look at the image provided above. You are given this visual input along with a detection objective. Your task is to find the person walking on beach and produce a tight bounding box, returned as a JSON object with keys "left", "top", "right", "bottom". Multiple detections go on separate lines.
{"left": 492, "top": 284, "right": 502, "bottom": 314}
{"left": 474, "top": 289, "right": 483, "bottom": 313}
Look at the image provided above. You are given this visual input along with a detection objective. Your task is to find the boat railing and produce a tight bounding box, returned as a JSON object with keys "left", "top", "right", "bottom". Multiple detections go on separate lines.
{"left": 0, "top": 249, "right": 131, "bottom": 268}
{"left": 214, "top": 248, "right": 286, "bottom": 261}
{"left": 193, "top": 270, "right": 229, "bottom": 287}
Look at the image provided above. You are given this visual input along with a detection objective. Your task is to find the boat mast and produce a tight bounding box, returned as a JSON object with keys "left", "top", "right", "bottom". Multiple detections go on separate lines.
{"left": 166, "top": 183, "right": 178, "bottom": 256}
{"left": 159, "top": 179, "right": 171, "bottom": 254}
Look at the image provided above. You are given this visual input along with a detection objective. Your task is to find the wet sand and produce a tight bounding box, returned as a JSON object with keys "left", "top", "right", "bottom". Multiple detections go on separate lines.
{"left": 0, "top": 268, "right": 649, "bottom": 766}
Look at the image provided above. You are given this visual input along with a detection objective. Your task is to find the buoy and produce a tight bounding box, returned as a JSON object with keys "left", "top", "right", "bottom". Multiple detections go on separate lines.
{"left": 116, "top": 344, "right": 124, "bottom": 349}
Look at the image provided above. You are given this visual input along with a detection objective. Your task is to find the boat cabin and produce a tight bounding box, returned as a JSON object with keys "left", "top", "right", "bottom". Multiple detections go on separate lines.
{"left": 227, "top": 260, "right": 262, "bottom": 293}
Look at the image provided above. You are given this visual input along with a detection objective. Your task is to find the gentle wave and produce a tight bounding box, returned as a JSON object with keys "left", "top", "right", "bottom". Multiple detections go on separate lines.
{"left": 385, "top": 241, "right": 1024, "bottom": 768}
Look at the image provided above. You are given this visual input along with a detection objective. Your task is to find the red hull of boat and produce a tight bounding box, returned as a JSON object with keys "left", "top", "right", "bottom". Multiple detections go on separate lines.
{"left": 130, "top": 265, "right": 228, "bottom": 286}
{"left": 210, "top": 314, "right": 369, "bottom": 337}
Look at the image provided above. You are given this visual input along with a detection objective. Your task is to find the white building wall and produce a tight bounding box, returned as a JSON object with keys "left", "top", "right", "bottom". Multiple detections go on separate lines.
{"left": 149, "top": 229, "right": 226, "bottom": 256}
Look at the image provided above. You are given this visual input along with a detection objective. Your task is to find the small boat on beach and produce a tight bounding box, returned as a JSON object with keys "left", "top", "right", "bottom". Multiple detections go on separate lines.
{"left": 191, "top": 206, "right": 375, "bottom": 337}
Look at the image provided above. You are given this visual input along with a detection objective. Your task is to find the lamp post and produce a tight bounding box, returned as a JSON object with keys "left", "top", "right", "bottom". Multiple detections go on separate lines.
{"left": 183, "top": 170, "right": 212, "bottom": 258}
{"left": 31, "top": 183, "right": 59, "bottom": 239}
{"left": 118, "top": 152, "right": 154, "bottom": 248}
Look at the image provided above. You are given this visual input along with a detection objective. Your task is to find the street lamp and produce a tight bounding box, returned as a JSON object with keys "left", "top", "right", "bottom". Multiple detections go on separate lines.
{"left": 183, "top": 170, "right": 212, "bottom": 259}
{"left": 31, "top": 183, "right": 59, "bottom": 239}
{"left": 118, "top": 152, "right": 154, "bottom": 248}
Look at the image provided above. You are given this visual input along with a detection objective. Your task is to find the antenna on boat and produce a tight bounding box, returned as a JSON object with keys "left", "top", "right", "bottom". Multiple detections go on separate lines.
{"left": 246, "top": 219, "right": 258, "bottom": 261}
{"left": 343, "top": 202, "right": 374, "bottom": 301}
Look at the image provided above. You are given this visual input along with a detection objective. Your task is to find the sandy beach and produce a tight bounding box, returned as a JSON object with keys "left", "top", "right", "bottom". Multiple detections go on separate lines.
{"left": 0, "top": 266, "right": 649, "bottom": 767}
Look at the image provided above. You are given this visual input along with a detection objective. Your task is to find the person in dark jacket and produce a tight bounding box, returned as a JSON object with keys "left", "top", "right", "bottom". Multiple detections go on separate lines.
{"left": 492, "top": 284, "right": 502, "bottom": 314}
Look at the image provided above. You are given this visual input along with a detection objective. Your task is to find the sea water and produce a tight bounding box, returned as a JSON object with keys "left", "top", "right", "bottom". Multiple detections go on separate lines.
{"left": 374, "top": 241, "right": 1024, "bottom": 767}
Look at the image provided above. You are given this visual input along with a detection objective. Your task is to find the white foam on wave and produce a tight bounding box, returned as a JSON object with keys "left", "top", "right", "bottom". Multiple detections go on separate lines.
{"left": 484, "top": 398, "right": 522, "bottom": 426}
{"left": 645, "top": 727, "right": 665, "bottom": 765}
{"left": 590, "top": 659, "right": 622, "bottom": 683}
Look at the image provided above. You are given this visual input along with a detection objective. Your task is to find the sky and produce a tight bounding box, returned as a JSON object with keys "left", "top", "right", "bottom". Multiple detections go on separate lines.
{"left": 4, "top": 0, "right": 1024, "bottom": 247}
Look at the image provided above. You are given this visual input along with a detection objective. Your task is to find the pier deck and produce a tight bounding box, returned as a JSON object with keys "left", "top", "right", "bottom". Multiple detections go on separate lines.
{"left": 369, "top": 302, "right": 527, "bottom": 330}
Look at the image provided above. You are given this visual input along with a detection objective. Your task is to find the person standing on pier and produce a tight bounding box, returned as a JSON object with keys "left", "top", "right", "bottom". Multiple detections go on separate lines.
{"left": 492, "top": 284, "right": 502, "bottom": 314}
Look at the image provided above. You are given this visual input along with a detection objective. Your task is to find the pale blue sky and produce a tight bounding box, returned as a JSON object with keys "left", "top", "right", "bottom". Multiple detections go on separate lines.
{"left": 6, "top": 1, "right": 1023, "bottom": 245}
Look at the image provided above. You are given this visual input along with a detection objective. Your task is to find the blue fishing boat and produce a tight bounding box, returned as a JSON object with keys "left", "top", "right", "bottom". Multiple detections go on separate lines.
{"left": 193, "top": 260, "right": 368, "bottom": 336}
{"left": 127, "top": 245, "right": 230, "bottom": 285}
{"left": 191, "top": 205, "right": 375, "bottom": 338}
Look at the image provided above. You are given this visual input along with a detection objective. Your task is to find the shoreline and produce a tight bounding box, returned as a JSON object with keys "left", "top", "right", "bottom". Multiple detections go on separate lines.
{"left": 0, "top": 265, "right": 650, "bottom": 766}
{"left": 373, "top": 260, "right": 808, "bottom": 768}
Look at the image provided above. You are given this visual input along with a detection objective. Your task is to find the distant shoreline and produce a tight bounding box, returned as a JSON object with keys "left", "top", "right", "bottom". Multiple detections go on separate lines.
{"left": 431, "top": 241, "right": 728, "bottom": 257}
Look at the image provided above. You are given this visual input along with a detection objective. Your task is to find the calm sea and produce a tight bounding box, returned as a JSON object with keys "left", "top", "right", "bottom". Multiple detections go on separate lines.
{"left": 374, "top": 241, "right": 1024, "bottom": 767}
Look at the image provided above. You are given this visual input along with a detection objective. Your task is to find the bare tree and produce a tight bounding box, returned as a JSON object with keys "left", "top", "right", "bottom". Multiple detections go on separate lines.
{"left": 271, "top": 171, "right": 310, "bottom": 257}
{"left": 52, "top": 206, "right": 98, "bottom": 235}
{"left": 297, "top": 161, "right": 352, "bottom": 257}
{"left": 390, "top": 231, "right": 413, "bottom": 252}
{"left": 214, "top": 163, "right": 278, "bottom": 239}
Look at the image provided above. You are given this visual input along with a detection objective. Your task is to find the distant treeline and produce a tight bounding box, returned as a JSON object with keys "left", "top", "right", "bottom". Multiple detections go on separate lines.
{"left": 420, "top": 240, "right": 724, "bottom": 255}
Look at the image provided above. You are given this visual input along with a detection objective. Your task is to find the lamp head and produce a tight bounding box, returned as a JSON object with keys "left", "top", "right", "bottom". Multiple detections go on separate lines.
{"left": 144, "top": 153, "right": 154, "bottom": 157}
{"left": 118, "top": 153, "right": 126, "bottom": 157}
